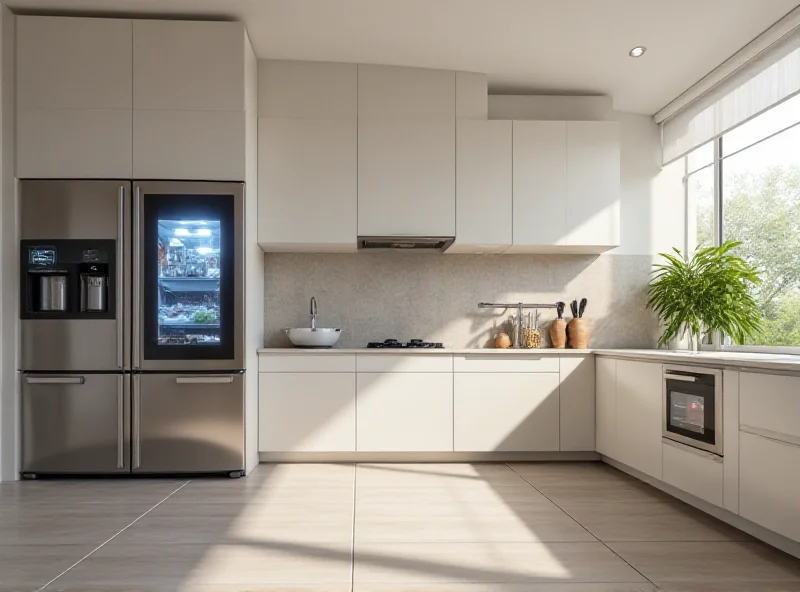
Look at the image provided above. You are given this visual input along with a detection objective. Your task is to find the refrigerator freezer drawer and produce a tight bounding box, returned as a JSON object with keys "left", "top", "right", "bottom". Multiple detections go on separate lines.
{"left": 22, "top": 373, "right": 130, "bottom": 474}
{"left": 133, "top": 373, "right": 244, "bottom": 473}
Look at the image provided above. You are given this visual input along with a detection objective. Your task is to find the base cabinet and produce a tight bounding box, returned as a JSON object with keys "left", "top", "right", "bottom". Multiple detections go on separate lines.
{"left": 615, "top": 360, "right": 663, "bottom": 479}
{"left": 259, "top": 373, "right": 356, "bottom": 452}
{"left": 357, "top": 373, "right": 453, "bottom": 451}
{"left": 739, "top": 431, "right": 800, "bottom": 542}
{"left": 595, "top": 357, "right": 617, "bottom": 457}
{"left": 662, "top": 441, "right": 723, "bottom": 507}
{"left": 454, "top": 373, "right": 560, "bottom": 451}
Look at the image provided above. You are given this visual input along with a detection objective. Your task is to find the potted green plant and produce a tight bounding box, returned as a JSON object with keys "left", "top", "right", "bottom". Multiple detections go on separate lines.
{"left": 647, "top": 241, "right": 763, "bottom": 350}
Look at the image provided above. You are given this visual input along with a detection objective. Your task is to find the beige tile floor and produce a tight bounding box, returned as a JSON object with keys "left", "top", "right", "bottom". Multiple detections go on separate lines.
{"left": 2, "top": 462, "right": 800, "bottom": 591}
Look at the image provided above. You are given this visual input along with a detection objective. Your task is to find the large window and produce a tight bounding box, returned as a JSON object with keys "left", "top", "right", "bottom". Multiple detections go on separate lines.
{"left": 686, "top": 93, "right": 800, "bottom": 347}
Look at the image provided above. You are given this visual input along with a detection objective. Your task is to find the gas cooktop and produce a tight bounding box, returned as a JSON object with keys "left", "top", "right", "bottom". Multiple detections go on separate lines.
{"left": 367, "top": 339, "right": 444, "bottom": 349}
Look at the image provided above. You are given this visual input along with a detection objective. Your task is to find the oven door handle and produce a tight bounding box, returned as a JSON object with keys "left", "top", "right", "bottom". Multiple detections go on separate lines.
{"left": 665, "top": 374, "right": 696, "bottom": 382}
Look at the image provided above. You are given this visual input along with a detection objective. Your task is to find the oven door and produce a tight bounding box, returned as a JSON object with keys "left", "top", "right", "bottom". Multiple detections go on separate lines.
{"left": 663, "top": 369, "right": 722, "bottom": 455}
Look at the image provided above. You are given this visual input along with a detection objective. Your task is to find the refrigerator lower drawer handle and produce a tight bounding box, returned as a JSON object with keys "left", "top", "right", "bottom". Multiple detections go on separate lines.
{"left": 25, "top": 376, "right": 85, "bottom": 385}
{"left": 175, "top": 376, "right": 234, "bottom": 385}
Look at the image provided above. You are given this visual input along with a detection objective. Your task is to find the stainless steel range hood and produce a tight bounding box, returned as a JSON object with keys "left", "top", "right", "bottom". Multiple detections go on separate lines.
{"left": 357, "top": 236, "right": 454, "bottom": 252}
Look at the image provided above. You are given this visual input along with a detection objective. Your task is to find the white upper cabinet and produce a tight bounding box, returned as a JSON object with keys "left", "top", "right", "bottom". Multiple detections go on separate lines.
{"left": 259, "top": 60, "right": 357, "bottom": 119}
{"left": 566, "top": 121, "right": 620, "bottom": 249}
{"left": 358, "top": 118, "right": 456, "bottom": 237}
{"left": 133, "top": 20, "right": 245, "bottom": 111}
{"left": 257, "top": 61, "right": 358, "bottom": 251}
{"left": 357, "top": 65, "right": 455, "bottom": 120}
{"left": 456, "top": 71, "right": 488, "bottom": 119}
{"left": 450, "top": 120, "right": 512, "bottom": 253}
{"left": 508, "top": 120, "right": 567, "bottom": 252}
{"left": 16, "top": 16, "right": 133, "bottom": 178}
{"left": 131, "top": 20, "right": 250, "bottom": 180}
{"left": 18, "top": 16, "right": 132, "bottom": 110}
{"left": 357, "top": 65, "right": 456, "bottom": 237}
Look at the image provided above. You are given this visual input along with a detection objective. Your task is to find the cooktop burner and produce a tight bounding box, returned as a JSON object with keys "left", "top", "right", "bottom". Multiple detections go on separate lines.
{"left": 367, "top": 339, "right": 444, "bottom": 349}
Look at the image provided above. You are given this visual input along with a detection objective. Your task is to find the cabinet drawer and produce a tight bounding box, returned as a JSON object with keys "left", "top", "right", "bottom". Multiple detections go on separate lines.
{"left": 740, "top": 372, "right": 800, "bottom": 441}
{"left": 258, "top": 354, "right": 355, "bottom": 373}
{"left": 357, "top": 354, "right": 452, "bottom": 373}
{"left": 453, "top": 354, "right": 559, "bottom": 373}
{"left": 662, "top": 441, "right": 723, "bottom": 507}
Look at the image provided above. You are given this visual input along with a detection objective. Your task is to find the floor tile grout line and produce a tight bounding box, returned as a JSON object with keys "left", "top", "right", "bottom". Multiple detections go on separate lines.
{"left": 350, "top": 463, "right": 357, "bottom": 592}
{"left": 504, "top": 463, "right": 660, "bottom": 589}
{"left": 35, "top": 480, "right": 193, "bottom": 592}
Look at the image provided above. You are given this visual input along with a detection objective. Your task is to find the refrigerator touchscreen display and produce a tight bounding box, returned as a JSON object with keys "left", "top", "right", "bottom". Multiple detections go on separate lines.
{"left": 157, "top": 219, "right": 222, "bottom": 346}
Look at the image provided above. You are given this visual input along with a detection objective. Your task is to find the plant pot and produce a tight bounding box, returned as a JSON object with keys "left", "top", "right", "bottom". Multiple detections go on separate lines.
{"left": 567, "top": 318, "right": 590, "bottom": 349}
{"left": 550, "top": 319, "right": 567, "bottom": 349}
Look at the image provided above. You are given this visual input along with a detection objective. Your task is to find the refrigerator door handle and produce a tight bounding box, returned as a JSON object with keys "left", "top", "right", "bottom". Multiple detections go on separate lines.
{"left": 175, "top": 376, "right": 234, "bottom": 385}
{"left": 132, "top": 186, "right": 142, "bottom": 369}
{"left": 117, "top": 375, "right": 124, "bottom": 469}
{"left": 25, "top": 376, "right": 85, "bottom": 385}
{"left": 132, "top": 374, "right": 141, "bottom": 469}
{"left": 117, "top": 185, "right": 125, "bottom": 370}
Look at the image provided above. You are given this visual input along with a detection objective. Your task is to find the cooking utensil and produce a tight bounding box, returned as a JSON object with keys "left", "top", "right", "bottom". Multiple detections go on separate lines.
{"left": 579, "top": 298, "right": 587, "bottom": 318}
{"left": 556, "top": 301, "right": 565, "bottom": 319}
{"left": 570, "top": 300, "right": 578, "bottom": 318}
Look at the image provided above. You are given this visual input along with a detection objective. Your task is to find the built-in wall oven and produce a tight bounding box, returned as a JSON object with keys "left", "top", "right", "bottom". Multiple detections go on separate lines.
{"left": 663, "top": 365, "right": 723, "bottom": 456}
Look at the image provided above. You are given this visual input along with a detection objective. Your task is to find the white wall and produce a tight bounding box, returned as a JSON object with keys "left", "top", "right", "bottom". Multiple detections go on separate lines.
{"left": 0, "top": 5, "right": 17, "bottom": 482}
{"left": 489, "top": 95, "right": 685, "bottom": 256}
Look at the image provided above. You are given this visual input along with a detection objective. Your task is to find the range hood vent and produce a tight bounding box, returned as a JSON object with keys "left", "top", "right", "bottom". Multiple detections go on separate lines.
{"left": 357, "top": 236, "right": 454, "bottom": 252}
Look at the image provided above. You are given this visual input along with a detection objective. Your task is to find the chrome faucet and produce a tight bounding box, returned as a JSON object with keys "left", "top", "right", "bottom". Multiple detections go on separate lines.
{"left": 310, "top": 297, "right": 317, "bottom": 330}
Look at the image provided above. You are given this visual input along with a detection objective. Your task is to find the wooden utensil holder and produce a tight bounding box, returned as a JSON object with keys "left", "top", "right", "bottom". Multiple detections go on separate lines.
{"left": 567, "top": 318, "right": 590, "bottom": 349}
{"left": 550, "top": 319, "right": 567, "bottom": 349}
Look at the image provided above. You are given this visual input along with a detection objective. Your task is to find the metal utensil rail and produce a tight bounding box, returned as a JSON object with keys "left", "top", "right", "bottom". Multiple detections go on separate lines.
{"left": 478, "top": 302, "right": 558, "bottom": 349}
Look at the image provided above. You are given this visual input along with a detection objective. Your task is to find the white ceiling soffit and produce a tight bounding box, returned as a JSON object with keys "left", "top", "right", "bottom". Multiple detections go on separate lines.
{"left": 5, "top": 0, "right": 800, "bottom": 115}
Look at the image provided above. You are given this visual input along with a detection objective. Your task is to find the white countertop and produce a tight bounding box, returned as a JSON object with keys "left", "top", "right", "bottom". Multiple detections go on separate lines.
{"left": 257, "top": 347, "right": 593, "bottom": 355}
{"left": 257, "top": 347, "right": 800, "bottom": 372}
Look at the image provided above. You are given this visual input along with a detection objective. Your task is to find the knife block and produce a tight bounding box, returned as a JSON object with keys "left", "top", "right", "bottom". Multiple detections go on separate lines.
{"left": 567, "top": 318, "right": 591, "bottom": 349}
{"left": 550, "top": 319, "right": 567, "bottom": 349}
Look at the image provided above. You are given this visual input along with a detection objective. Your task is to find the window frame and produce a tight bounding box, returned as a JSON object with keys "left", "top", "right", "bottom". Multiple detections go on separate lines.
{"left": 686, "top": 120, "right": 800, "bottom": 355}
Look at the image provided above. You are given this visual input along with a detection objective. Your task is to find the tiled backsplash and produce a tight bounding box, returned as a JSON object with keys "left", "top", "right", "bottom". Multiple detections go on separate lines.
{"left": 264, "top": 253, "right": 659, "bottom": 349}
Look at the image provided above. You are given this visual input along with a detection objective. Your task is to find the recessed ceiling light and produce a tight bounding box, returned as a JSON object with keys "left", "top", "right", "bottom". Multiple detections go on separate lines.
{"left": 629, "top": 46, "right": 646, "bottom": 58}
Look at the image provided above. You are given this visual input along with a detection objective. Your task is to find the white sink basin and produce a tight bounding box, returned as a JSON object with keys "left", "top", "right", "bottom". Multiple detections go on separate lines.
{"left": 285, "top": 328, "right": 342, "bottom": 348}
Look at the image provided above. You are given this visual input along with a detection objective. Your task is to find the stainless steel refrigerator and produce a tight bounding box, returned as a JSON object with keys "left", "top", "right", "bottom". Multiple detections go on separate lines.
{"left": 20, "top": 180, "right": 245, "bottom": 476}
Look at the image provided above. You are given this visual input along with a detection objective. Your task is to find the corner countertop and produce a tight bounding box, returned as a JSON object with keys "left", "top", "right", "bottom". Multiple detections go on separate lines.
{"left": 257, "top": 347, "right": 800, "bottom": 373}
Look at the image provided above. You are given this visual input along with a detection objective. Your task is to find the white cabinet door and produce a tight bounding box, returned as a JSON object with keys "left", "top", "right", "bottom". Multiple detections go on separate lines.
{"left": 357, "top": 373, "right": 453, "bottom": 451}
{"left": 258, "top": 118, "right": 357, "bottom": 251}
{"left": 615, "top": 360, "right": 663, "bottom": 479}
{"left": 450, "top": 120, "right": 512, "bottom": 253}
{"left": 132, "top": 110, "right": 245, "bottom": 181}
{"left": 740, "top": 431, "right": 800, "bottom": 542}
{"left": 595, "top": 357, "right": 617, "bottom": 457}
{"left": 358, "top": 119, "right": 455, "bottom": 237}
{"left": 565, "top": 121, "right": 620, "bottom": 249}
{"left": 133, "top": 20, "right": 245, "bottom": 111}
{"left": 559, "top": 355, "right": 596, "bottom": 451}
{"left": 18, "top": 109, "right": 132, "bottom": 179}
{"left": 357, "top": 65, "right": 455, "bottom": 120}
{"left": 259, "top": 373, "right": 356, "bottom": 452}
{"left": 454, "top": 373, "right": 559, "bottom": 451}
{"left": 16, "top": 16, "right": 133, "bottom": 178}
{"left": 508, "top": 120, "right": 567, "bottom": 252}
{"left": 259, "top": 60, "right": 357, "bottom": 119}
{"left": 740, "top": 372, "right": 800, "bottom": 441}
{"left": 17, "top": 16, "right": 132, "bottom": 110}
{"left": 662, "top": 441, "right": 723, "bottom": 507}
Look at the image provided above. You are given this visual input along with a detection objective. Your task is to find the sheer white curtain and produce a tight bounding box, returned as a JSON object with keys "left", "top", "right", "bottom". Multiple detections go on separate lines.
{"left": 660, "top": 25, "right": 800, "bottom": 165}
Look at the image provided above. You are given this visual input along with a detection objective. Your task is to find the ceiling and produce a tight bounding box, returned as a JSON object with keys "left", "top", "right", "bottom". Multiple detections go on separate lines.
{"left": 6, "top": 0, "right": 800, "bottom": 114}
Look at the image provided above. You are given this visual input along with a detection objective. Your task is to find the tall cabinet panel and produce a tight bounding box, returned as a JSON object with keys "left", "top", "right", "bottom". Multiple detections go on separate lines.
{"left": 357, "top": 65, "right": 456, "bottom": 237}
{"left": 566, "top": 121, "right": 620, "bottom": 249}
{"left": 132, "top": 20, "right": 247, "bottom": 180}
{"left": 615, "top": 360, "right": 663, "bottom": 479}
{"left": 16, "top": 16, "right": 133, "bottom": 178}
{"left": 507, "top": 121, "right": 567, "bottom": 252}
{"left": 450, "top": 119, "right": 512, "bottom": 253}
{"left": 257, "top": 60, "right": 358, "bottom": 251}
